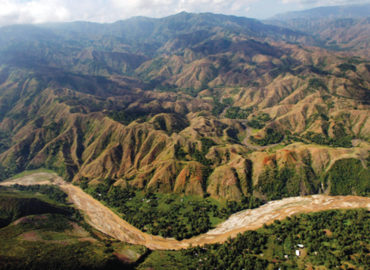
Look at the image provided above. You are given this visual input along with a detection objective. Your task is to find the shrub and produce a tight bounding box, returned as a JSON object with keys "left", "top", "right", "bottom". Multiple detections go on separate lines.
{"left": 251, "top": 128, "right": 284, "bottom": 146}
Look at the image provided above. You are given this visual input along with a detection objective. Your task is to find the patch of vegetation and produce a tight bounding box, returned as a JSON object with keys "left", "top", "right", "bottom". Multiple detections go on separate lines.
{"left": 190, "top": 148, "right": 212, "bottom": 166}
{"left": 309, "top": 65, "right": 330, "bottom": 75}
{"left": 174, "top": 139, "right": 216, "bottom": 189}
{"left": 188, "top": 139, "right": 216, "bottom": 166}
{"left": 0, "top": 130, "right": 11, "bottom": 154}
{"left": 337, "top": 63, "right": 356, "bottom": 72}
{"left": 257, "top": 167, "right": 295, "bottom": 200}
{"left": 225, "top": 106, "right": 251, "bottom": 119}
{"left": 108, "top": 110, "right": 151, "bottom": 125}
{"left": 251, "top": 128, "right": 284, "bottom": 146}
{"left": 141, "top": 58, "right": 166, "bottom": 79}
{"left": 307, "top": 78, "right": 328, "bottom": 91}
{"left": 0, "top": 240, "right": 127, "bottom": 270}
{"left": 0, "top": 186, "right": 142, "bottom": 269}
{"left": 180, "top": 87, "right": 203, "bottom": 97}
{"left": 0, "top": 213, "right": 130, "bottom": 270}
{"left": 211, "top": 99, "right": 227, "bottom": 116}
{"left": 230, "top": 88, "right": 240, "bottom": 94}
{"left": 256, "top": 166, "right": 317, "bottom": 200}
{"left": 269, "top": 63, "right": 293, "bottom": 78}
{"left": 0, "top": 196, "right": 69, "bottom": 228}
{"left": 61, "top": 97, "right": 104, "bottom": 113}
{"left": 140, "top": 209, "right": 369, "bottom": 270}
{"left": 306, "top": 132, "right": 352, "bottom": 148}
{"left": 174, "top": 143, "right": 187, "bottom": 160}
{"left": 11, "top": 184, "right": 68, "bottom": 204}
{"left": 0, "top": 186, "right": 78, "bottom": 228}
{"left": 0, "top": 158, "right": 20, "bottom": 181}
{"left": 324, "top": 158, "right": 369, "bottom": 196}
{"left": 222, "top": 97, "right": 233, "bottom": 106}
{"left": 247, "top": 113, "right": 271, "bottom": 129}
{"left": 82, "top": 179, "right": 263, "bottom": 240}
{"left": 200, "top": 138, "right": 216, "bottom": 154}
{"left": 151, "top": 113, "right": 189, "bottom": 135}
{"left": 85, "top": 183, "right": 217, "bottom": 240}
{"left": 0, "top": 164, "right": 12, "bottom": 181}
{"left": 288, "top": 120, "right": 354, "bottom": 147}
{"left": 156, "top": 83, "right": 177, "bottom": 93}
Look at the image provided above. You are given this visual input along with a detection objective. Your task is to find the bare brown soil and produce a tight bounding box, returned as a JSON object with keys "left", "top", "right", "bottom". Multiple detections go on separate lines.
{"left": 2, "top": 172, "right": 370, "bottom": 250}
{"left": 20, "top": 231, "right": 41, "bottom": 241}
{"left": 13, "top": 215, "right": 48, "bottom": 225}
{"left": 2, "top": 172, "right": 57, "bottom": 186}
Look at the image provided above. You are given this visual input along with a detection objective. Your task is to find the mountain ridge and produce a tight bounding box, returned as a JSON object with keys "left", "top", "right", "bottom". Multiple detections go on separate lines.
{"left": 270, "top": 3, "right": 370, "bottom": 20}
{"left": 267, "top": 4, "right": 370, "bottom": 57}
{"left": 0, "top": 10, "right": 369, "bottom": 203}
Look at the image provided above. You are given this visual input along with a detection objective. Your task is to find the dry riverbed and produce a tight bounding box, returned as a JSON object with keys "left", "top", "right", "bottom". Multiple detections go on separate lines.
{"left": 2, "top": 172, "right": 370, "bottom": 250}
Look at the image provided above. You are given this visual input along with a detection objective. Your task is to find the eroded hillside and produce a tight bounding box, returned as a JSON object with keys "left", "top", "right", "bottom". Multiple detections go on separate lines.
{"left": 0, "top": 12, "right": 369, "bottom": 204}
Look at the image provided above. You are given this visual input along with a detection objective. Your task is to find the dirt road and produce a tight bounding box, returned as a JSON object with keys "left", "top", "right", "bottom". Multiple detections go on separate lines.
{"left": 2, "top": 172, "right": 370, "bottom": 250}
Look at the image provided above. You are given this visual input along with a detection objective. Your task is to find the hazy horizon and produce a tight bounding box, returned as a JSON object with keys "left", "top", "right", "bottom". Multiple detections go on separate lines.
{"left": 0, "top": 0, "right": 369, "bottom": 27}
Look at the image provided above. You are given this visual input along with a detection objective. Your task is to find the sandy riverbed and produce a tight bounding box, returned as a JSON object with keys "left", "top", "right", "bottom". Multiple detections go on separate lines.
{"left": 2, "top": 172, "right": 369, "bottom": 250}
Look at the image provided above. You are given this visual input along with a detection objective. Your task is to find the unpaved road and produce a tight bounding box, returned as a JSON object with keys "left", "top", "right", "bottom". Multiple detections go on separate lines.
{"left": 2, "top": 172, "right": 370, "bottom": 250}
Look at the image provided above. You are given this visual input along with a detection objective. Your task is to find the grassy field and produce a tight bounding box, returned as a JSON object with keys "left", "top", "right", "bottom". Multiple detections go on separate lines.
{"left": 7, "top": 168, "right": 56, "bottom": 180}
{"left": 0, "top": 186, "right": 146, "bottom": 270}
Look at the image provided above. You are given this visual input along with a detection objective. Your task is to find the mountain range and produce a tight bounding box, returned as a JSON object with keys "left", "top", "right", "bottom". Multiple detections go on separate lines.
{"left": 0, "top": 5, "right": 369, "bottom": 204}
{"left": 267, "top": 4, "right": 370, "bottom": 57}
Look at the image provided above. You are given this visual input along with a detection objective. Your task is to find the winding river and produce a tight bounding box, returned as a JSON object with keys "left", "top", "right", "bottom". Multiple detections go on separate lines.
{"left": 2, "top": 172, "right": 370, "bottom": 250}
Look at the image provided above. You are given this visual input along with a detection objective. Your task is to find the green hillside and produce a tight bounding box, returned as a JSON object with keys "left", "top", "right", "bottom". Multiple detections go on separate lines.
{"left": 0, "top": 186, "right": 146, "bottom": 269}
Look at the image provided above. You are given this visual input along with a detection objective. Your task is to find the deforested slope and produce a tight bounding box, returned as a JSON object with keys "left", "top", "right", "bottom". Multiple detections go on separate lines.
{"left": 0, "top": 11, "right": 369, "bottom": 207}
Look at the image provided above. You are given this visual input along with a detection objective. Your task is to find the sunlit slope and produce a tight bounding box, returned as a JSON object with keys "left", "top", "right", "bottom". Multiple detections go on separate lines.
{"left": 0, "top": 12, "right": 369, "bottom": 201}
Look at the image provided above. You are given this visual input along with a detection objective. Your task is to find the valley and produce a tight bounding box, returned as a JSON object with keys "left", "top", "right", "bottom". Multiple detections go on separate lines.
{"left": 1, "top": 172, "right": 369, "bottom": 250}
{"left": 0, "top": 3, "right": 369, "bottom": 268}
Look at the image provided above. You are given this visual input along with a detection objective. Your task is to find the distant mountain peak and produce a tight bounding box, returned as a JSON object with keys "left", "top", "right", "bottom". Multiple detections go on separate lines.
{"left": 271, "top": 3, "right": 370, "bottom": 21}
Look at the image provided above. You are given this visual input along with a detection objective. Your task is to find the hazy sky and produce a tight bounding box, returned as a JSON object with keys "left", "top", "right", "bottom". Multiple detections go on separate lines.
{"left": 0, "top": 0, "right": 369, "bottom": 26}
